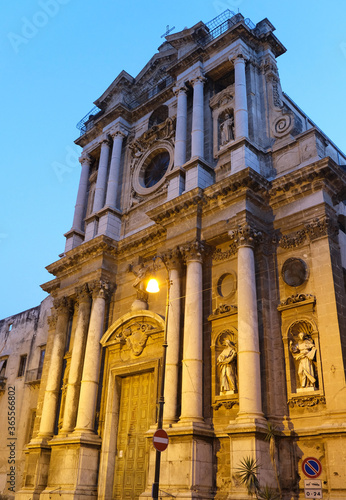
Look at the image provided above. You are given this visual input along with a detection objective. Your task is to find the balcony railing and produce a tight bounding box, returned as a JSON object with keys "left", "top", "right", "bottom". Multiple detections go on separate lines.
{"left": 25, "top": 367, "right": 43, "bottom": 384}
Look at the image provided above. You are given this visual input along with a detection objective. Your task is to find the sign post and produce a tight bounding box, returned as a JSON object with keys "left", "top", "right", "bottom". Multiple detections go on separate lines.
{"left": 302, "top": 457, "right": 323, "bottom": 498}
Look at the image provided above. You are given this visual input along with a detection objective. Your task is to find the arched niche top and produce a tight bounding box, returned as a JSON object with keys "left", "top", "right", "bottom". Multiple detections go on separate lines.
{"left": 100, "top": 309, "right": 165, "bottom": 347}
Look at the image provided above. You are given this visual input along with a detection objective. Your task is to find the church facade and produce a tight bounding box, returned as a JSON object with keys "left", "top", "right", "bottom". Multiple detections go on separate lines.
{"left": 1, "top": 9, "right": 346, "bottom": 500}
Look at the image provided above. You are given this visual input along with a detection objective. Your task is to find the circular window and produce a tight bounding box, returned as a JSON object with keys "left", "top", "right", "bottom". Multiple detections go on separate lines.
{"left": 216, "top": 272, "right": 237, "bottom": 299}
{"left": 144, "top": 151, "right": 170, "bottom": 188}
{"left": 132, "top": 141, "right": 174, "bottom": 196}
{"left": 282, "top": 258, "right": 308, "bottom": 287}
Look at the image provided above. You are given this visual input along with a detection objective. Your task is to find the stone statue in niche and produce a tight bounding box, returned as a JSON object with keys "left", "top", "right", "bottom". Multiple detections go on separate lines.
{"left": 290, "top": 332, "right": 317, "bottom": 390}
{"left": 217, "top": 338, "right": 237, "bottom": 394}
{"left": 220, "top": 114, "right": 234, "bottom": 146}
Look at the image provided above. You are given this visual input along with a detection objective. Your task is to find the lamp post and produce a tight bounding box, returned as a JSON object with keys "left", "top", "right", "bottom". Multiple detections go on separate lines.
{"left": 146, "top": 257, "right": 171, "bottom": 500}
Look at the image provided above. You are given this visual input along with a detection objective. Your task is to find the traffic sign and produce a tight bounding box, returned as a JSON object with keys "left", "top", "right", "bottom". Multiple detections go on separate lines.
{"left": 153, "top": 429, "right": 169, "bottom": 452}
{"left": 302, "top": 457, "right": 322, "bottom": 478}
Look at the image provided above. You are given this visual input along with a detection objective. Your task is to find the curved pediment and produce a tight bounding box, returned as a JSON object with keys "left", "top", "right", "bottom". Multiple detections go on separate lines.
{"left": 101, "top": 310, "right": 165, "bottom": 355}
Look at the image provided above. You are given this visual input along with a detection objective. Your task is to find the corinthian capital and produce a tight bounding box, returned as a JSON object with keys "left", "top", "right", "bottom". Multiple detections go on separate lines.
{"left": 173, "top": 84, "right": 188, "bottom": 97}
{"left": 89, "top": 279, "right": 111, "bottom": 300}
{"left": 229, "top": 44, "right": 249, "bottom": 64}
{"left": 79, "top": 153, "right": 92, "bottom": 166}
{"left": 160, "top": 248, "right": 182, "bottom": 271}
{"left": 109, "top": 126, "right": 128, "bottom": 140}
{"left": 180, "top": 240, "right": 208, "bottom": 263}
{"left": 53, "top": 296, "right": 74, "bottom": 314}
{"left": 75, "top": 283, "right": 91, "bottom": 304}
{"left": 228, "top": 224, "right": 262, "bottom": 248}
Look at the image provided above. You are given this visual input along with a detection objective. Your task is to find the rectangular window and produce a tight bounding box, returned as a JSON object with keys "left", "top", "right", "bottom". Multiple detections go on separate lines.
{"left": 0, "top": 358, "right": 7, "bottom": 378}
{"left": 18, "top": 355, "right": 27, "bottom": 377}
{"left": 37, "top": 347, "right": 45, "bottom": 379}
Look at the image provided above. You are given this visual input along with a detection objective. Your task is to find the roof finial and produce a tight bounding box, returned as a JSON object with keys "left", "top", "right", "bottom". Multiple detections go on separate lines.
{"left": 161, "top": 25, "right": 175, "bottom": 38}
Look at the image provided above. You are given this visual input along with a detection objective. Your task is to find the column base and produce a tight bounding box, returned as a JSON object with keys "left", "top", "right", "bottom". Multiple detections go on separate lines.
{"left": 64, "top": 228, "right": 85, "bottom": 252}
{"left": 227, "top": 418, "right": 277, "bottom": 494}
{"left": 37, "top": 434, "right": 101, "bottom": 500}
{"left": 84, "top": 214, "right": 98, "bottom": 242}
{"left": 15, "top": 442, "right": 52, "bottom": 499}
{"left": 166, "top": 167, "right": 185, "bottom": 200}
{"left": 96, "top": 206, "right": 122, "bottom": 240}
{"left": 141, "top": 422, "right": 214, "bottom": 500}
{"left": 184, "top": 157, "right": 214, "bottom": 192}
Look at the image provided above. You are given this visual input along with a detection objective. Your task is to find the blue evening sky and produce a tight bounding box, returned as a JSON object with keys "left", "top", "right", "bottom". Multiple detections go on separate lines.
{"left": 1, "top": 0, "right": 346, "bottom": 318}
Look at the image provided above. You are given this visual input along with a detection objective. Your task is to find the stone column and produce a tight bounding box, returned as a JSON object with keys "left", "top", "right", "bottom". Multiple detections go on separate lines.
{"left": 173, "top": 84, "right": 188, "bottom": 168}
{"left": 60, "top": 284, "right": 91, "bottom": 435}
{"left": 72, "top": 154, "right": 92, "bottom": 232}
{"left": 74, "top": 280, "right": 109, "bottom": 434}
{"left": 230, "top": 51, "right": 249, "bottom": 139}
{"left": 105, "top": 129, "right": 127, "bottom": 209}
{"left": 162, "top": 249, "right": 181, "bottom": 424}
{"left": 93, "top": 137, "right": 111, "bottom": 213}
{"left": 180, "top": 241, "right": 205, "bottom": 423}
{"left": 229, "top": 224, "right": 263, "bottom": 420}
{"left": 37, "top": 297, "right": 72, "bottom": 439}
{"left": 191, "top": 74, "right": 206, "bottom": 159}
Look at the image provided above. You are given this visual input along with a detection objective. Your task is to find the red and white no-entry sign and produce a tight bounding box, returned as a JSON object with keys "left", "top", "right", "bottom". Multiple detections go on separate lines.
{"left": 153, "top": 429, "right": 169, "bottom": 452}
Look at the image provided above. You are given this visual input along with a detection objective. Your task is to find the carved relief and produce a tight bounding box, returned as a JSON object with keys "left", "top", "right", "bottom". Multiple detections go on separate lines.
{"left": 123, "top": 323, "right": 155, "bottom": 356}
{"left": 213, "top": 304, "right": 237, "bottom": 316}
{"left": 279, "top": 294, "right": 315, "bottom": 307}
{"left": 288, "top": 395, "right": 326, "bottom": 408}
{"left": 228, "top": 223, "right": 262, "bottom": 248}
{"left": 278, "top": 217, "right": 339, "bottom": 249}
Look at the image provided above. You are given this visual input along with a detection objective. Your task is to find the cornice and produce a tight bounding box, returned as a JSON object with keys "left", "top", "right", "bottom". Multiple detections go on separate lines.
{"left": 45, "top": 235, "right": 118, "bottom": 278}
{"left": 147, "top": 169, "right": 270, "bottom": 227}
{"left": 270, "top": 158, "right": 346, "bottom": 208}
{"left": 117, "top": 226, "right": 166, "bottom": 257}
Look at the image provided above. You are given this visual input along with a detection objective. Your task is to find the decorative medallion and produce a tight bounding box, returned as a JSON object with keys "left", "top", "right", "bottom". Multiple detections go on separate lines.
{"left": 281, "top": 258, "right": 308, "bottom": 287}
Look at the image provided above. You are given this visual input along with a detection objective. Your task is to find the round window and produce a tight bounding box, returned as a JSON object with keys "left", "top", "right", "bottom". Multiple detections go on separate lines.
{"left": 143, "top": 151, "right": 170, "bottom": 188}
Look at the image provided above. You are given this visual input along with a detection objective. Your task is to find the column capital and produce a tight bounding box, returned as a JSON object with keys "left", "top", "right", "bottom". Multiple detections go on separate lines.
{"left": 160, "top": 248, "right": 182, "bottom": 271}
{"left": 180, "top": 240, "right": 209, "bottom": 263}
{"left": 53, "top": 296, "right": 74, "bottom": 314}
{"left": 75, "top": 283, "right": 91, "bottom": 304}
{"left": 228, "top": 223, "right": 262, "bottom": 248}
{"left": 79, "top": 153, "right": 92, "bottom": 166}
{"left": 109, "top": 127, "right": 128, "bottom": 140}
{"left": 173, "top": 83, "right": 188, "bottom": 97}
{"left": 228, "top": 46, "right": 249, "bottom": 64}
{"left": 89, "top": 279, "right": 112, "bottom": 300}
{"left": 98, "top": 135, "right": 112, "bottom": 147}
{"left": 190, "top": 74, "right": 206, "bottom": 86}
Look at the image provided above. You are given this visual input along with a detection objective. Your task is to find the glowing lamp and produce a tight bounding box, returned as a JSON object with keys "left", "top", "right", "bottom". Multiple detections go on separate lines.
{"left": 146, "top": 278, "right": 160, "bottom": 293}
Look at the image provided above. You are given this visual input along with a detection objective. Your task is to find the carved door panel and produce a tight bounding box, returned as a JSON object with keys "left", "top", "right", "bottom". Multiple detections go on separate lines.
{"left": 113, "top": 371, "right": 155, "bottom": 500}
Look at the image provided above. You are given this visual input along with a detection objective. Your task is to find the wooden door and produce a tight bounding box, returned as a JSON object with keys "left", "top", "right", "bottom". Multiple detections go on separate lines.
{"left": 113, "top": 371, "right": 155, "bottom": 499}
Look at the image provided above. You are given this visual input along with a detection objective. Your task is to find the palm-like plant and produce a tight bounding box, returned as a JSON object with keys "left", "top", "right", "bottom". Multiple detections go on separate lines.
{"left": 236, "top": 456, "right": 260, "bottom": 496}
{"left": 265, "top": 422, "right": 282, "bottom": 499}
{"left": 257, "top": 485, "right": 280, "bottom": 500}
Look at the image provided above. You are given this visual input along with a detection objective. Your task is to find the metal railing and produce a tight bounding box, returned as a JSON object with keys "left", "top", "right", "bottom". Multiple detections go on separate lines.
{"left": 25, "top": 367, "right": 43, "bottom": 384}
{"left": 76, "top": 10, "right": 255, "bottom": 136}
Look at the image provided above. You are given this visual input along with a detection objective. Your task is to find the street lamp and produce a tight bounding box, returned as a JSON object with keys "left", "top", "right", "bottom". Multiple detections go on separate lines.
{"left": 146, "top": 257, "right": 170, "bottom": 500}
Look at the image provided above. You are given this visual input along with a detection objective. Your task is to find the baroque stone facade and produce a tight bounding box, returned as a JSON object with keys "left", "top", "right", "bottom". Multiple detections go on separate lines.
{"left": 1, "top": 9, "right": 346, "bottom": 500}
